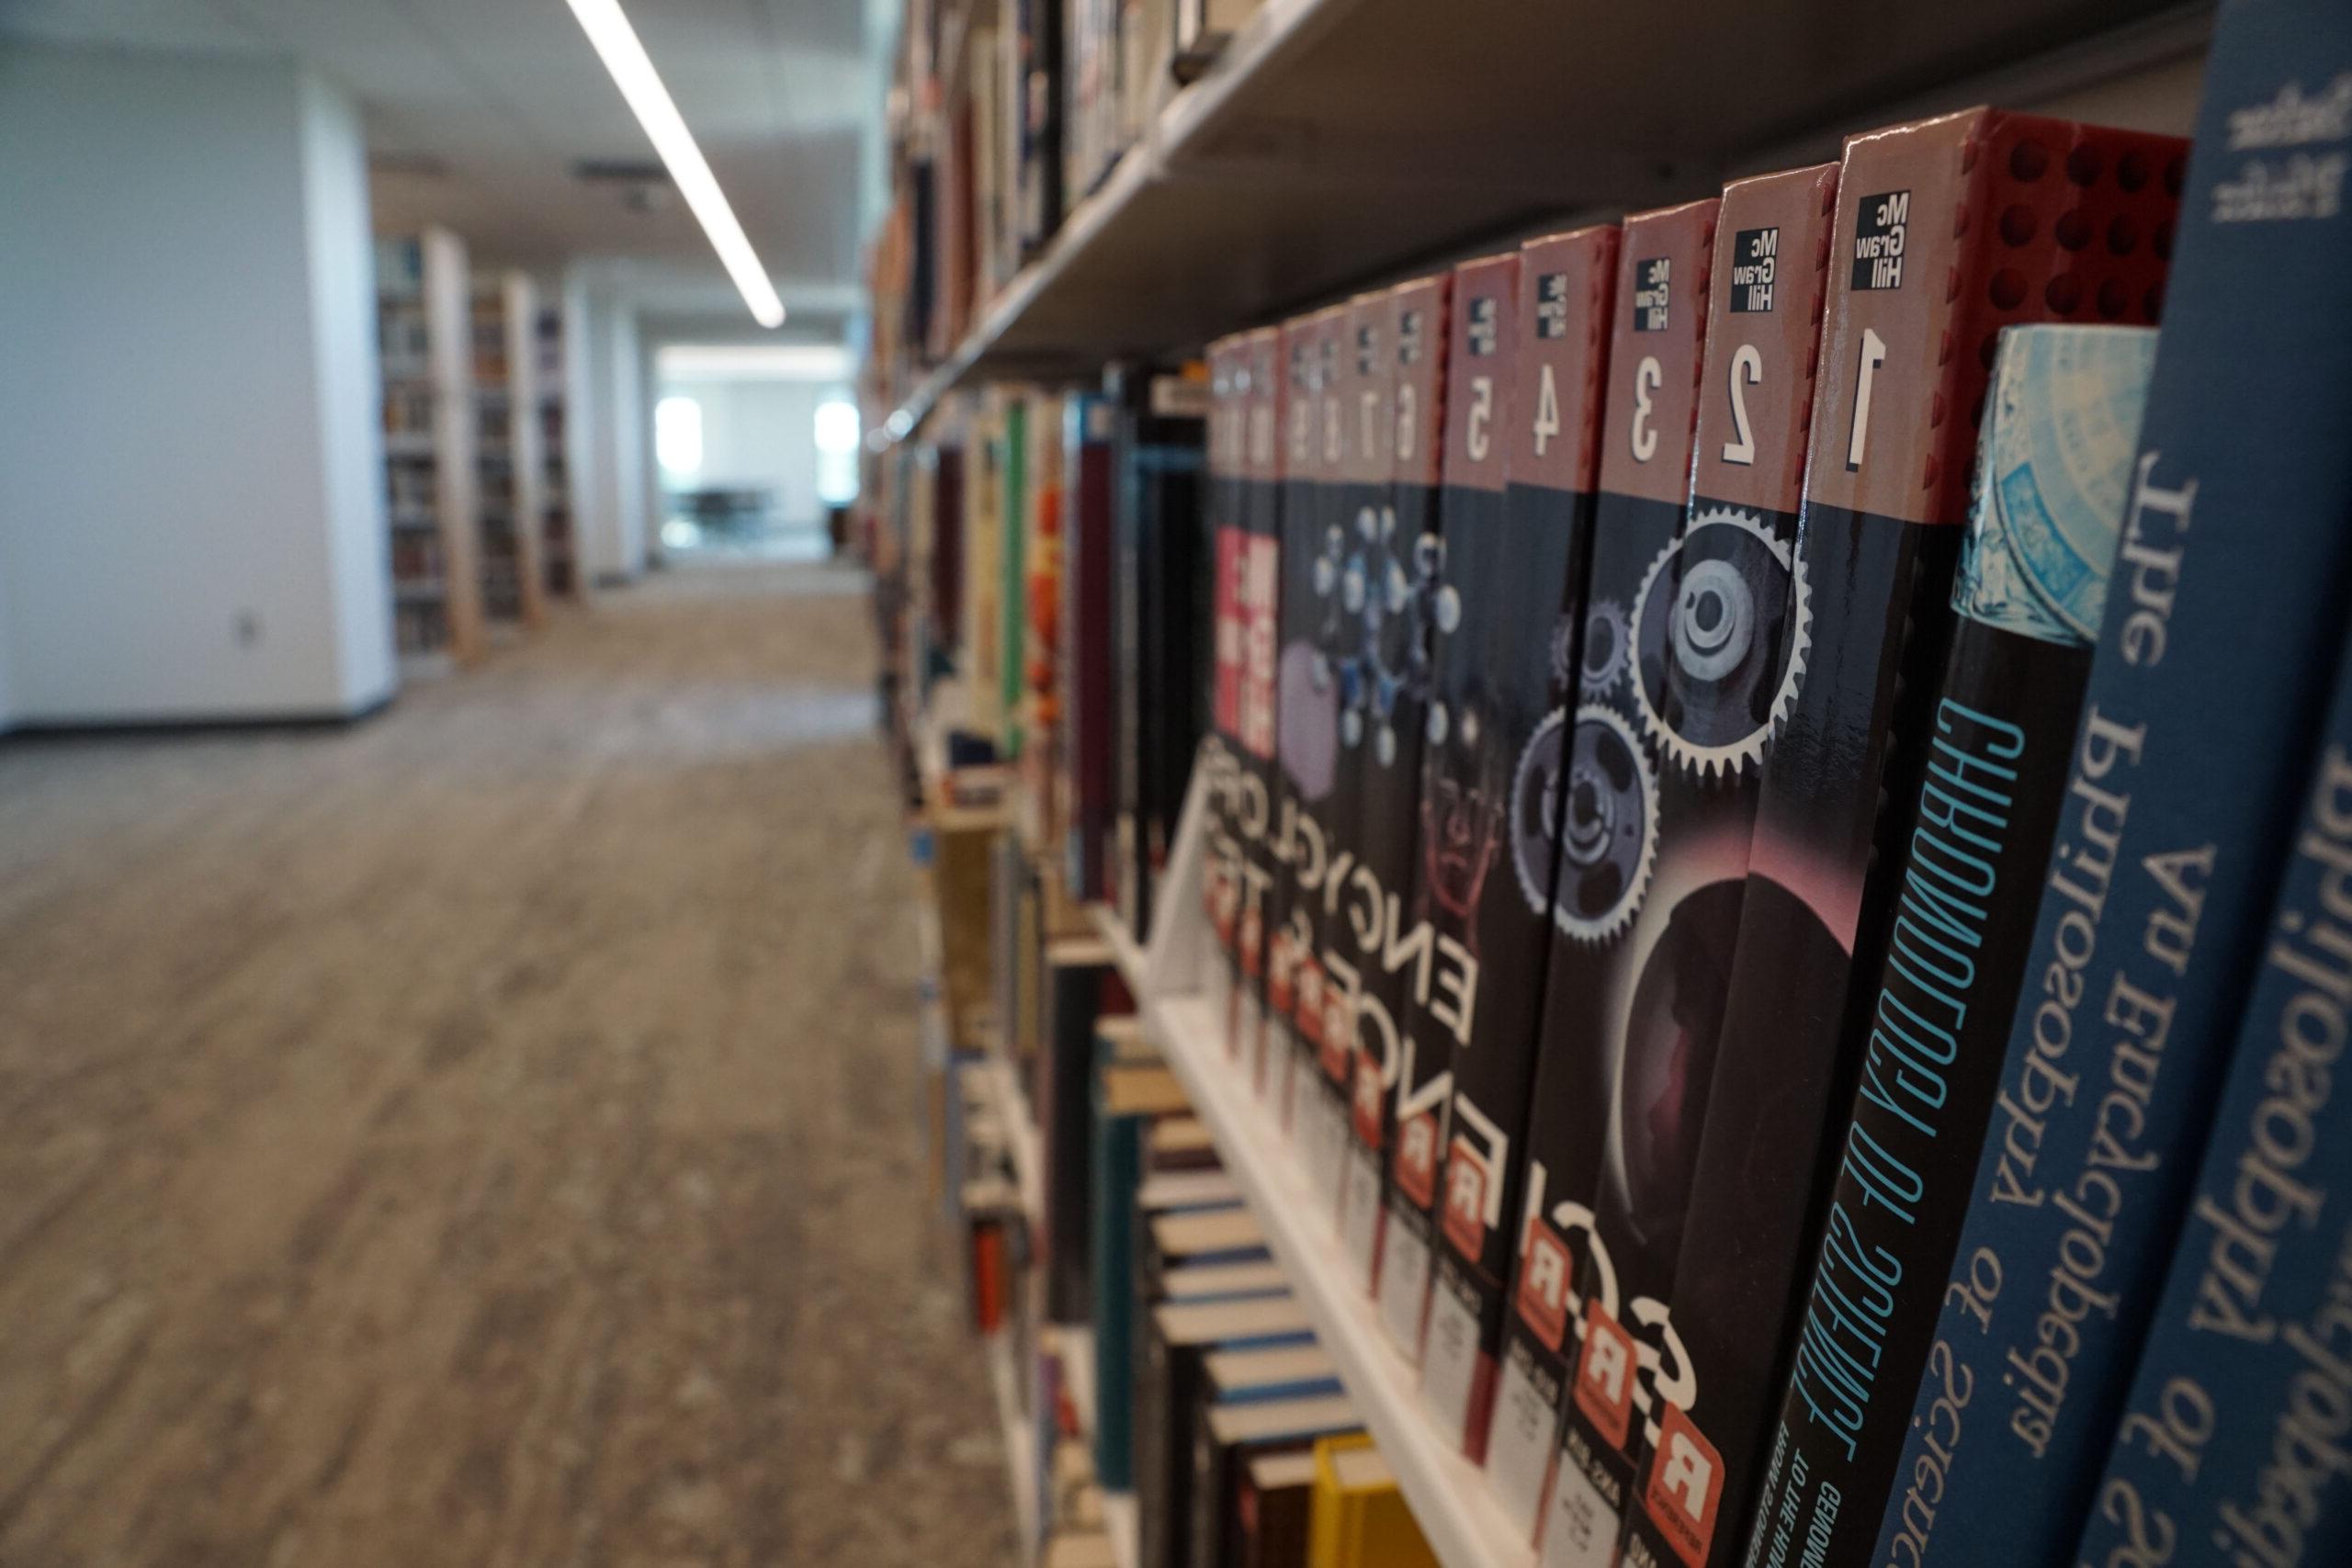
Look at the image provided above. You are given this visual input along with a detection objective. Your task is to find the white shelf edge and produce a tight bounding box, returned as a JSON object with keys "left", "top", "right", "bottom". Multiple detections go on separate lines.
{"left": 987, "top": 1328, "right": 1042, "bottom": 1560}
{"left": 1144, "top": 989, "right": 1533, "bottom": 1568}
{"left": 1085, "top": 903, "right": 1150, "bottom": 998}
{"left": 981, "top": 1054, "right": 1046, "bottom": 1227}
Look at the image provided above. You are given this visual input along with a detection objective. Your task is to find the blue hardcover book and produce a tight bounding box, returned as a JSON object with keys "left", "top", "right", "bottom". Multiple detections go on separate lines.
{"left": 1871, "top": 7, "right": 2352, "bottom": 1562}
{"left": 2075, "top": 625, "right": 2352, "bottom": 1568}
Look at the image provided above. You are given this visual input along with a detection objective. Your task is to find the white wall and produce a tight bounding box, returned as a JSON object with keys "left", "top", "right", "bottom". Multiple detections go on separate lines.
{"left": 659, "top": 377, "right": 841, "bottom": 531}
{"left": 0, "top": 43, "right": 393, "bottom": 724}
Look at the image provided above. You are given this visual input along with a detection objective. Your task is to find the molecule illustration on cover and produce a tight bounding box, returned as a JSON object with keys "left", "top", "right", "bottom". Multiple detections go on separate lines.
{"left": 1312, "top": 506, "right": 1443, "bottom": 766}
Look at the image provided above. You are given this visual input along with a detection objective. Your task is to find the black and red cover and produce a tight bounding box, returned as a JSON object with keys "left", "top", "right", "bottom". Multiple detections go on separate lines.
{"left": 1713, "top": 108, "right": 2184, "bottom": 1568}
{"left": 1412, "top": 240, "right": 1611, "bottom": 1462}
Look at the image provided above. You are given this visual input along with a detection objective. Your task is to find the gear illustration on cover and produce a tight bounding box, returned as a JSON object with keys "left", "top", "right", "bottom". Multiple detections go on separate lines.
{"left": 1308, "top": 505, "right": 1436, "bottom": 761}
{"left": 1508, "top": 707, "right": 1567, "bottom": 917}
{"left": 1577, "top": 597, "right": 1631, "bottom": 696}
{"left": 1628, "top": 506, "right": 1812, "bottom": 779}
{"left": 1549, "top": 704, "right": 1659, "bottom": 944}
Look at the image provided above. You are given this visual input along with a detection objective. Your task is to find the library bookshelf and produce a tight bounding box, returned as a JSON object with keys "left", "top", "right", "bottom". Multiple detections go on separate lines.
{"left": 377, "top": 225, "right": 484, "bottom": 671}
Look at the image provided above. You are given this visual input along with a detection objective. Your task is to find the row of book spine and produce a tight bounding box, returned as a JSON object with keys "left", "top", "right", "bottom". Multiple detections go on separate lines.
{"left": 1188, "top": 4, "right": 2352, "bottom": 1562}
{"left": 870, "top": 0, "right": 1265, "bottom": 406}
{"left": 904, "top": 370, "right": 1211, "bottom": 945}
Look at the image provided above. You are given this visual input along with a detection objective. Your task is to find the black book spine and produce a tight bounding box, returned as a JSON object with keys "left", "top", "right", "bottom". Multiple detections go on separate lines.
{"left": 1412, "top": 250, "right": 1558, "bottom": 1461}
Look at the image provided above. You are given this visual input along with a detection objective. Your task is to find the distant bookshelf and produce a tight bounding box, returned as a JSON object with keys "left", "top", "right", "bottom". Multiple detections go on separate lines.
{"left": 376, "top": 226, "right": 484, "bottom": 668}
{"left": 469, "top": 272, "right": 548, "bottom": 631}
{"left": 535, "top": 303, "right": 578, "bottom": 600}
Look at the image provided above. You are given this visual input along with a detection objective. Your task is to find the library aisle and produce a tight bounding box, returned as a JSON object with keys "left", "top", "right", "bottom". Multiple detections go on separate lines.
{"left": 0, "top": 570, "right": 1016, "bottom": 1567}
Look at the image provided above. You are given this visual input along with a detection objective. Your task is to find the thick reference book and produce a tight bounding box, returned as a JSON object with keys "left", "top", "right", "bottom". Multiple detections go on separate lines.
{"left": 1225, "top": 329, "right": 1287, "bottom": 1068}
{"left": 1295, "top": 297, "right": 1392, "bottom": 1235}
{"left": 1594, "top": 170, "right": 1842, "bottom": 1568}
{"left": 1739, "top": 325, "right": 2155, "bottom": 1568}
{"left": 1266, "top": 310, "right": 1343, "bottom": 1145}
{"left": 1203, "top": 335, "right": 1250, "bottom": 1024}
{"left": 1486, "top": 196, "right": 1734, "bottom": 1542}
{"left": 1305, "top": 292, "right": 1400, "bottom": 1264}
{"left": 2072, "top": 621, "right": 2352, "bottom": 1568}
{"left": 1323, "top": 273, "right": 1452, "bottom": 1298}
{"left": 1416, "top": 242, "right": 1599, "bottom": 1463}
{"left": 1693, "top": 106, "right": 2186, "bottom": 1568}
{"left": 1867, "top": 18, "right": 2352, "bottom": 1563}
{"left": 1333, "top": 273, "right": 1455, "bottom": 1317}
{"left": 1376, "top": 250, "right": 1532, "bottom": 1373}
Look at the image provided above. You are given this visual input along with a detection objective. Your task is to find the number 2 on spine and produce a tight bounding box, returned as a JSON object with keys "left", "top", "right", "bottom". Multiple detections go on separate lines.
{"left": 1466, "top": 376, "right": 1493, "bottom": 463}
{"left": 1846, "top": 326, "right": 1887, "bottom": 471}
{"left": 1722, "top": 344, "right": 1761, "bottom": 466}
{"left": 1630, "top": 355, "right": 1661, "bottom": 462}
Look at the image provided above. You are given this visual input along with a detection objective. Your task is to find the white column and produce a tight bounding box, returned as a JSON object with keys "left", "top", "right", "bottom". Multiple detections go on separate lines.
{"left": 0, "top": 43, "right": 394, "bottom": 722}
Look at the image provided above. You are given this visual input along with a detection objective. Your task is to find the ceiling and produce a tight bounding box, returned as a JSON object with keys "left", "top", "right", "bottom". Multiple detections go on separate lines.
{"left": 0, "top": 0, "right": 884, "bottom": 328}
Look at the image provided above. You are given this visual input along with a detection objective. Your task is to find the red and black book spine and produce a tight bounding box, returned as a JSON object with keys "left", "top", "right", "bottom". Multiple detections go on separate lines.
{"left": 1414, "top": 243, "right": 1610, "bottom": 1462}
{"left": 1505, "top": 171, "right": 1838, "bottom": 1567}
{"left": 1379, "top": 256, "right": 1522, "bottom": 1376}
{"left": 1258, "top": 312, "right": 1333, "bottom": 1127}
{"left": 1669, "top": 110, "right": 2183, "bottom": 1568}
{"left": 1300, "top": 294, "right": 1398, "bottom": 1248}
{"left": 1200, "top": 337, "right": 1243, "bottom": 973}
{"left": 1227, "top": 329, "right": 1285, "bottom": 1076}
{"left": 1357, "top": 272, "right": 1457, "bottom": 1328}
{"left": 1285, "top": 308, "right": 1353, "bottom": 1184}
{"left": 1478, "top": 197, "right": 1727, "bottom": 1542}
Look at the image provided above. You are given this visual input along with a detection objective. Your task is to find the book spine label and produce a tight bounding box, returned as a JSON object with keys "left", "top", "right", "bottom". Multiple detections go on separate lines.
{"left": 1868, "top": 19, "right": 2352, "bottom": 1563}
{"left": 1417, "top": 245, "right": 1614, "bottom": 1462}
{"left": 2073, "top": 628, "right": 2352, "bottom": 1568}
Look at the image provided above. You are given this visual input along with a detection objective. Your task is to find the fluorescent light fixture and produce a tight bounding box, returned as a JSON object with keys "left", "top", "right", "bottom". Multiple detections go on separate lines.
{"left": 565, "top": 0, "right": 786, "bottom": 329}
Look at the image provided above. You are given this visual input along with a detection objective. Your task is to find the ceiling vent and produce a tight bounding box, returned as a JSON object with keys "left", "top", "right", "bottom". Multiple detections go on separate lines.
{"left": 368, "top": 151, "right": 451, "bottom": 179}
{"left": 573, "top": 159, "right": 676, "bottom": 215}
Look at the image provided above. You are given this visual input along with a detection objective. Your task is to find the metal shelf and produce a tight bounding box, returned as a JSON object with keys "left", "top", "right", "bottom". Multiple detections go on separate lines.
{"left": 880, "top": 0, "right": 2208, "bottom": 438}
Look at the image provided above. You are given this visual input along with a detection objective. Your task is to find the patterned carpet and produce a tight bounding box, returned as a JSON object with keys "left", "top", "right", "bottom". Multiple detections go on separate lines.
{"left": 0, "top": 565, "right": 1016, "bottom": 1567}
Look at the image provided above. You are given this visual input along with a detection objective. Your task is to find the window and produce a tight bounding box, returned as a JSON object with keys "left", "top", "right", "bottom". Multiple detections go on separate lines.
{"left": 655, "top": 395, "right": 704, "bottom": 477}
{"left": 814, "top": 397, "right": 859, "bottom": 505}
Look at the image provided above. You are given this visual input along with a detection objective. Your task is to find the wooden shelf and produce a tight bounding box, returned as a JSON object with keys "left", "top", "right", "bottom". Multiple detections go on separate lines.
{"left": 881, "top": 0, "right": 2207, "bottom": 438}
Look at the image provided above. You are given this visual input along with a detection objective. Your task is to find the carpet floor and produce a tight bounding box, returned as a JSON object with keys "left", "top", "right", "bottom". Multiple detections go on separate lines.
{"left": 0, "top": 565, "right": 1017, "bottom": 1567}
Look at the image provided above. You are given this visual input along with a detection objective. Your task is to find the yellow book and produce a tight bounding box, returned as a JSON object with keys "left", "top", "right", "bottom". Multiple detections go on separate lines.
{"left": 1307, "top": 1435, "right": 1438, "bottom": 1568}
